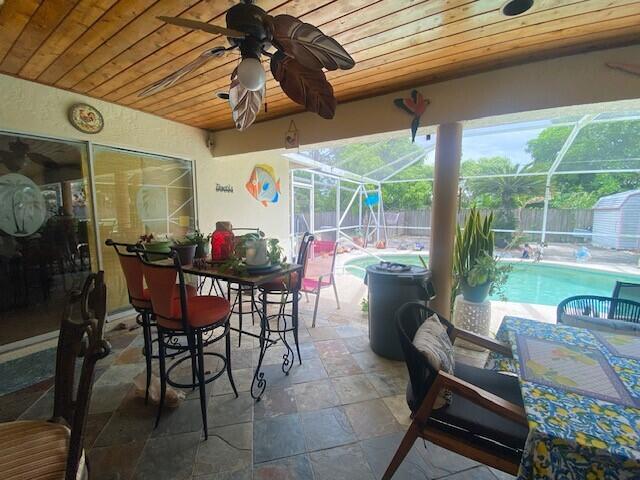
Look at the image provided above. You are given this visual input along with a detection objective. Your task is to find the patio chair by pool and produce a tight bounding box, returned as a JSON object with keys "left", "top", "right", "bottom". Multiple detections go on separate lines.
{"left": 613, "top": 281, "right": 640, "bottom": 303}
{"left": 0, "top": 272, "right": 110, "bottom": 480}
{"left": 302, "top": 239, "right": 340, "bottom": 327}
{"left": 383, "top": 302, "right": 528, "bottom": 479}
{"left": 557, "top": 295, "right": 640, "bottom": 334}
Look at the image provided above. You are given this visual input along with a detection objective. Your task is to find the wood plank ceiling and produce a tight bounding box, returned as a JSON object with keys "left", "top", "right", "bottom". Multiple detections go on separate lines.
{"left": 1, "top": 0, "right": 639, "bottom": 132}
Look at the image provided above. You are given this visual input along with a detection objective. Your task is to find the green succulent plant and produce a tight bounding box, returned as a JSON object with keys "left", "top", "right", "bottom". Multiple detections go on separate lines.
{"left": 452, "top": 207, "right": 510, "bottom": 309}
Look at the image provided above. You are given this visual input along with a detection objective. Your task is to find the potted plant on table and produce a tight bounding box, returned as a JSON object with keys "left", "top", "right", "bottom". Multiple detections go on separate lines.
{"left": 187, "top": 229, "right": 211, "bottom": 259}
{"left": 172, "top": 236, "right": 197, "bottom": 266}
{"left": 453, "top": 208, "right": 510, "bottom": 304}
{"left": 140, "top": 233, "right": 173, "bottom": 261}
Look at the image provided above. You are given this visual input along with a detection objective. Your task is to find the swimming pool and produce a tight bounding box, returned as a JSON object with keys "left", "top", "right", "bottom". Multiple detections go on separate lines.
{"left": 344, "top": 254, "right": 640, "bottom": 306}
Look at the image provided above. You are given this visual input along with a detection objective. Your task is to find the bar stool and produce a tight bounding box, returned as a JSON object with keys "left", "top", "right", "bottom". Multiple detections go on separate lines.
{"left": 228, "top": 283, "right": 258, "bottom": 347}
{"left": 257, "top": 233, "right": 313, "bottom": 373}
{"left": 106, "top": 239, "right": 196, "bottom": 403}
{"left": 106, "top": 239, "right": 155, "bottom": 404}
{"left": 136, "top": 248, "right": 237, "bottom": 439}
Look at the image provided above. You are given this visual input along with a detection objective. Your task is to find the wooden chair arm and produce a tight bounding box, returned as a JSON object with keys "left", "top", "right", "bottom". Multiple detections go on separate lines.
{"left": 413, "top": 371, "right": 528, "bottom": 428}
{"left": 438, "top": 371, "right": 528, "bottom": 426}
{"left": 451, "top": 327, "right": 513, "bottom": 357}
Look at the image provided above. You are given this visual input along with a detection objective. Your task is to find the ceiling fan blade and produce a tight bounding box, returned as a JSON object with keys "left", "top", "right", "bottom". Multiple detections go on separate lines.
{"left": 158, "top": 16, "right": 246, "bottom": 39}
{"left": 271, "top": 52, "right": 336, "bottom": 119}
{"left": 0, "top": 150, "right": 26, "bottom": 172}
{"left": 229, "top": 70, "right": 265, "bottom": 131}
{"left": 28, "top": 152, "right": 58, "bottom": 169}
{"left": 268, "top": 14, "right": 355, "bottom": 71}
{"left": 139, "top": 47, "right": 227, "bottom": 97}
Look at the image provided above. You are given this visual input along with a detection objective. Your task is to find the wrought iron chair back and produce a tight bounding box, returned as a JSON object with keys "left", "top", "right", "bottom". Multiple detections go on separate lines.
{"left": 132, "top": 247, "right": 191, "bottom": 332}
{"left": 105, "top": 239, "right": 148, "bottom": 308}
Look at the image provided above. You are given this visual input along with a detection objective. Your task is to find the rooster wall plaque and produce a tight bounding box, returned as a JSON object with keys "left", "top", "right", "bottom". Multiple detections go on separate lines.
{"left": 140, "top": 0, "right": 355, "bottom": 131}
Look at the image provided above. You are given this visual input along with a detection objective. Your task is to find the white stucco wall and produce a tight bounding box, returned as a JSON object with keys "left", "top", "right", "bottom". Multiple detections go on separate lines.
{"left": 0, "top": 74, "right": 291, "bottom": 250}
{"left": 196, "top": 150, "right": 290, "bottom": 249}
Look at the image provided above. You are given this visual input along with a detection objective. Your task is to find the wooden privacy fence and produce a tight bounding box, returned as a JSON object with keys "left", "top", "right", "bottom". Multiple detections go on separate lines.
{"left": 312, "top": 208, "right": 594, "bottom": 242}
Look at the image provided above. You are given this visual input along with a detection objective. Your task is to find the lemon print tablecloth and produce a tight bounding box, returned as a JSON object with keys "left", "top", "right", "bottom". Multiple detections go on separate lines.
{"left": 487, "top": 317, "right": 640, "bottom": 480}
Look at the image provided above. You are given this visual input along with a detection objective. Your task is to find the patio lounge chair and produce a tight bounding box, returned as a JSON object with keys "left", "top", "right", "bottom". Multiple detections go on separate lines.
{"left": 383, "top": 302, "right": 528, "bottom": 479}
{"left": 302, "top": 239, "right": 340, "bottom": 327}
{"left": 557, "top": 295, "right": 640, "bottom": 334}
{"left": 0, "top": 272, "right": 110, "bottom": 480}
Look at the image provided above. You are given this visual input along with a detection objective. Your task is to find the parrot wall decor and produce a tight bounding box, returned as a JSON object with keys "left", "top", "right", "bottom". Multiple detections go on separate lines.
{"left": 394, "top": 90, "right": 429, "bottom": 143}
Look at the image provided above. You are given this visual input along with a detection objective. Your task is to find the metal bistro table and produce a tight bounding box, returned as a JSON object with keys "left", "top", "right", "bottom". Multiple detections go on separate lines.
{"left": 487, "top": 316, "right": 640, "bottom": 479}
{"left": 183, "top": 262, "right": 303, "bottom": 401}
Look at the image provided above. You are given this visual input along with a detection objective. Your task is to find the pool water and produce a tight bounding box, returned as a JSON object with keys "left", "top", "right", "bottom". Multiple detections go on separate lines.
{"left": 344, "top": 254, "right": 640, "bottom": 306}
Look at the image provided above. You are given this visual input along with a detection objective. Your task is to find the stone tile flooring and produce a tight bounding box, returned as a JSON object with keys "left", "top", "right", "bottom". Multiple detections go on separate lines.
{"left": 0, "top": 296, "right": 513, "bottom": 480}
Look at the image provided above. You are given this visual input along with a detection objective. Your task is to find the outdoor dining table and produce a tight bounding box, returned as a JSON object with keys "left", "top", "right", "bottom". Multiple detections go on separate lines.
{"left": 183, "top": 262, "right": 303, "bottom": 401}
{"left": 486, "top": 316, "right": 640, "bottom": 480}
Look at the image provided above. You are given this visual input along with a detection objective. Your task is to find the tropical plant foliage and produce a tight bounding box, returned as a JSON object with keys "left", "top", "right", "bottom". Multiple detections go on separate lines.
{"left": 300, "top": 120, "right": 640, "bottom": 220}
{"left": 453, "top": 208, "right": 494, "bottom": 280}
{"left": 452, "top": 208, "right": 511, "bottom": 309}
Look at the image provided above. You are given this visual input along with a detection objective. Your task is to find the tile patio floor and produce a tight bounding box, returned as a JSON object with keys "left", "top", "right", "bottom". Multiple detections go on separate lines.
{"left": 0, "top": 293, "right": 514, "bottom": 480}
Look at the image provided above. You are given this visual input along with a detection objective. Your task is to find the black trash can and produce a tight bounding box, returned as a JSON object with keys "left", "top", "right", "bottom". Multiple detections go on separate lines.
{"left": 365, "top": 262, "right": 435, "bottom": 360}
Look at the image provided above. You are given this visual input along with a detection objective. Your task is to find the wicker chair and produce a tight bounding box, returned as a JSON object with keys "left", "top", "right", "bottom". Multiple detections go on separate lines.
{"left": 383, "top": 302, "right": 528, "bottom": 479}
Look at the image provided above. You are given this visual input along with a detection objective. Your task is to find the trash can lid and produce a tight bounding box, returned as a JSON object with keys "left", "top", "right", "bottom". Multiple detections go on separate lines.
{"left": 374, "top": 261, "right": 412, "bottom": 273}
{"left": 365, "top": 261, "right": 430, "bottom": 282}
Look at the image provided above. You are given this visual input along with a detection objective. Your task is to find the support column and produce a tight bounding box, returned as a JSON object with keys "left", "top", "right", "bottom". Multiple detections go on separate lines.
{"left": 429, "top": 123, "right": 463, "bottom": 316}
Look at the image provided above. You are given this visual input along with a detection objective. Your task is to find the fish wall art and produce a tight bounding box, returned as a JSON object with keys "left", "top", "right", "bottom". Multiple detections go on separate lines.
{"left": 246, "top": 164, "right": 281, "bottom": 207}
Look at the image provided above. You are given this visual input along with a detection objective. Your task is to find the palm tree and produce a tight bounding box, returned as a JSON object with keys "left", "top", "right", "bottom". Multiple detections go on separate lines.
{"left": 463, "top": 158, "right": 545, "bottom": 239}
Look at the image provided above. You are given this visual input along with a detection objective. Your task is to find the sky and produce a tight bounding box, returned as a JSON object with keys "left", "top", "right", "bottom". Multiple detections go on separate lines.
{"left": 414, "top": 120, "right": 553, "bottom": 166}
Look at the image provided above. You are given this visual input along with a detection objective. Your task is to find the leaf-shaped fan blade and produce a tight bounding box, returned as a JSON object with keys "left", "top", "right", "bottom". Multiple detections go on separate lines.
{"left": 269, "top": 14, "right": 355, "bottom": 71}
{"left": 139, "top": 47, "right": 226, "bottom": 97}
{"left": 28, "top": 152, "right": 57, "bottom": 169}
{"left": 229, "top": 70, "right": 264, "bottom": 131}
{"left": 271, "top": 52, "right": 336, "bottom": 119}
{"left": 157, "top": 16, "right": 246, "bottom": 39}
{"left": 0, "top": 150, "right": 26, "bottom": 172}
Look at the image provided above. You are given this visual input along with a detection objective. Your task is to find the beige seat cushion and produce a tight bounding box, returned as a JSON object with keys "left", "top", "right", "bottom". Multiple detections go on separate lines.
{"left": 0, "top": 420, "right": 86, "bottom": 480}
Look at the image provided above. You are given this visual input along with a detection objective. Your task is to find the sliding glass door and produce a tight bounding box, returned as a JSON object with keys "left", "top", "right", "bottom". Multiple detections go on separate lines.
{"left": 0, "top": 132, "right": 96, "bottom": 346}
{"left": 92, "top": 146, "right": 196, "bottom": 313}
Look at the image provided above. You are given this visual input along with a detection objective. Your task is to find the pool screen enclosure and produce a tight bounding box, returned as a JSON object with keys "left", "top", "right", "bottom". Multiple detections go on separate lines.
{"left": 288, "top": 106, "right": 640, "bottom": 256}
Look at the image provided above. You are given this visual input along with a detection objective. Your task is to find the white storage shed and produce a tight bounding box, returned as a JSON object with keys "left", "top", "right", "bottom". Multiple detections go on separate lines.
{"left": 592, "top": 190, "right": 640, "bottom": 250}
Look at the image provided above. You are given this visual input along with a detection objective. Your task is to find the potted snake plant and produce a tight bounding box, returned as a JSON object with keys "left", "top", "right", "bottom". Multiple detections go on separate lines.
{"left": 453, "top": 208, "right": 510, "bottom": 303}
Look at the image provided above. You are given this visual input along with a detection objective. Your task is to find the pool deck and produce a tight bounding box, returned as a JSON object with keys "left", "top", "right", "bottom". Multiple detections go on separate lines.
{"left": 331, "top": 268, "right": 558, "bottom": 328}
{"left": 335, "top": 246, "right": 640, "bottom": 276}
{"left": 333, "top": 244, "right": 639, "bottom": 328}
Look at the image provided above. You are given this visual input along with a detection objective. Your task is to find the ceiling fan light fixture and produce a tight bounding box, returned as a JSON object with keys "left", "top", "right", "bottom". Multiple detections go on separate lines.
{"left": 237, "top": 57, "right": 266, "bottom": 91}
{"left": 501, "top": 0, "right": 534, "bottom": 16}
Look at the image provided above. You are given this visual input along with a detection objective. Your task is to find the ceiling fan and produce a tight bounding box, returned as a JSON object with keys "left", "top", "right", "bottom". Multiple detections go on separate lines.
{"left": 0, "top": 138, "right": 57, "bottom": 172}
{"left": 141, "top": 0, "right": 355, "bottom": 131}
